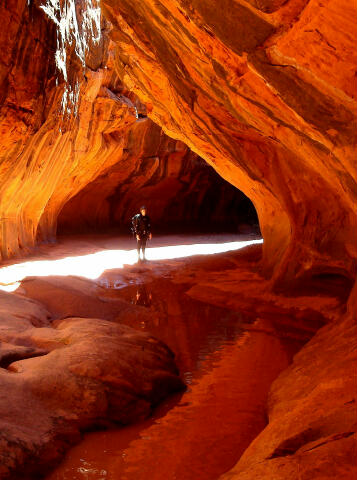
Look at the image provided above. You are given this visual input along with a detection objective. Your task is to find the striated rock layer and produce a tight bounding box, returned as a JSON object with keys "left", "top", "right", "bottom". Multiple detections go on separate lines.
{"left": 58, "top": 118, "right": 258, "bottom": 234}
{"left": 0, "top": 0, "right": 138, "bottom": 260}
{"left": 0, "top": 1, "right": 356, "bottom": 479}
{"left": 1, "top": 0, "right": 356, "bottom": 288}
{"left": 103, "top": 0, "right": 357, "bottom": 286}
{"left": 0, "top": 1, "right": 257, "bottom": 262}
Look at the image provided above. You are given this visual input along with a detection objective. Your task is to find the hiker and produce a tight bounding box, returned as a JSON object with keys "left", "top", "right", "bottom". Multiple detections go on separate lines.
{"left": 131, "top": 206, "right": 152, "bottom": 261}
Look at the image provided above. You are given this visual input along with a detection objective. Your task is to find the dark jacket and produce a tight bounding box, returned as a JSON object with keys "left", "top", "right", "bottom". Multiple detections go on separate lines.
{"left": 132, "top": 214, "right": 151, "bottom": 238}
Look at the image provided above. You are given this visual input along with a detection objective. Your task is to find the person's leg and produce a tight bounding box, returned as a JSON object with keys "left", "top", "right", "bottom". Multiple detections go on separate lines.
{"left": 137, "top": 238, "right": 141, "bottom": 261}
{"left": 142, "top": 237, "right": 147, "bottom": 260}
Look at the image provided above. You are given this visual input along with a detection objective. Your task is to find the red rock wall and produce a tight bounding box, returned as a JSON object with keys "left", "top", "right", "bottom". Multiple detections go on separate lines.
{"left": 221, "top": 297, "right": 357, "bottom": 480}
{"left": 0, "top": 1, "right": 137, "bottom": 260}
{"left": 0, "top": 1, "right": 257, "bottom": 263}
{"left": 102, "top": 0, "right": 357, "bottom": 286}
{"left": 0, "top": 2, "right": 355, "bottom": 478}
{"left": 1, "top": 0, "right": 356, "bottom": 291}
{"left": 57, "top": 118, "right": 258, "bottom": 234}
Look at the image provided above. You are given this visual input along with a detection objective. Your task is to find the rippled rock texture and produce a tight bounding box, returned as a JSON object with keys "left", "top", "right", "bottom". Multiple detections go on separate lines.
{"left": 103, "top": 0, "right": 357, "bottom": 285}
{"left": 0, "top": 1, "right": 256, "bottom": 262}
{"left": 1, "top": 0, "right": 356, "bottom": 287}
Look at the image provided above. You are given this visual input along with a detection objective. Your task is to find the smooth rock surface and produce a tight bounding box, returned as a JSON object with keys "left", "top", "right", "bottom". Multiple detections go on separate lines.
{"left": 0, "top": 2, "right": 256, "bottom": 261}
{"left": 1, "top": 1, "right": 355, "bottom": 289}
{"left": 220, "top": 312, "right": 357, "bottom": 479}
{"left": 0, "top": 288, "right": 184, "bottom": 480}
{"left": 10, "top": 234, "right": 352, "bottom": 480}
{"left": 0, "top": 1, "right": 136, "bottom": 259}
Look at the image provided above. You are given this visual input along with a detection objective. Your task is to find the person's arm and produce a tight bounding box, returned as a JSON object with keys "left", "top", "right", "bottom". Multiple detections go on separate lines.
{"left": 132, "top": 216, "right": 140, "bottom": 239}
{"left": 147, "top": 217, "right": 152, "bottom": 239}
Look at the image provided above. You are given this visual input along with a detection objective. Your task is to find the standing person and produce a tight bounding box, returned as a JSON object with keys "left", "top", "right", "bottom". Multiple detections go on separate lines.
{"left": 131, "top": 206, "right": 152, "bottom": 262}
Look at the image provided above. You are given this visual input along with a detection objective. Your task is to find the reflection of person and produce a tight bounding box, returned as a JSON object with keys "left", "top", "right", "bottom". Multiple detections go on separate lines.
{"left": 131, "top": 206, "right": 152, "bottom": 262}
{"left": 133, "top": 284, "right": 152, "bottom": 307}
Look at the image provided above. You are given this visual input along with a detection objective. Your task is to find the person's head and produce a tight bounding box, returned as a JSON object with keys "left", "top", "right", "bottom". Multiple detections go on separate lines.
{"left": 140, "top": 205, "right": 147, "bottom": 216}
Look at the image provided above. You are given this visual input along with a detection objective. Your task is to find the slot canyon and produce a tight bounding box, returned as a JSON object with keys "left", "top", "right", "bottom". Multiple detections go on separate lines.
{"left": 0, "top": 0, "right": 356, "bottom": 479}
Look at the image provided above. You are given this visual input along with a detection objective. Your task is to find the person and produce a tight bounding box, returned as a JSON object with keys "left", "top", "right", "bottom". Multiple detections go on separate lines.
{"left": 131, "top": 206, "right": 152, "bottom": 261}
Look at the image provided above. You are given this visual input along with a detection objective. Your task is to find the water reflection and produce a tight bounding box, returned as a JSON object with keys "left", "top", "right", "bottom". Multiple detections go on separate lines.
{"left": 132, "top": 285, "right": 152, "bottom": 308}
{"left": 77, "top": 460, "right": 107, "bottom": 480}
{"left": 44, "top": 254, "right": 310, "bottom": 480}
{"left": 99, "top": 279, "right": 245, "bottom": 384}
{"left": 46, "top": 302, "right": 297, "bottom": 480}
{"left": 46, "top": 272, "right": 303, "bottom": 480}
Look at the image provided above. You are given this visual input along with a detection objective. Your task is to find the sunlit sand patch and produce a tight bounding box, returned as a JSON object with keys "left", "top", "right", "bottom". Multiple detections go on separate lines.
{"left": 0, "top": 239, "right": 263, "bottom": 292}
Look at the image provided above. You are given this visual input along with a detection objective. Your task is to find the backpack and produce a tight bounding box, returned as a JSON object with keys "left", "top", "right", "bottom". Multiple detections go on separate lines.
{"left": 131, "top": 214, "right": 139, "bottom": 236}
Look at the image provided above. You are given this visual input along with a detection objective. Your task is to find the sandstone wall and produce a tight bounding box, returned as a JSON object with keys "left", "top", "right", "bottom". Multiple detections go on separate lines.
{"left": 0, "top": 0, "right": 137, "bottom": 260}
{"left": 0, "top": 1, "right": 257, "bottom": 263}
{"left": 0, "top": 2, "right": 355, "bottom": 478}
{"left": 102, "top": 0, "right": 357, "bottom": 286}
{"left": 57, "top": 118, "right": 258, "bottom": 234}
{"left": 1, "top": 0, "right": 356, "bottom": 290}
{"left": 221, "top": 284, "right": 357, "bottom": 480}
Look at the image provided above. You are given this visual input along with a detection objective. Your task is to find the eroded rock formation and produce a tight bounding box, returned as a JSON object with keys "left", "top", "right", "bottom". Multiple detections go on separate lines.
{"left": 58, "top": 118, "right": 258, "bottom": 234}
{"left": 12, "top": 238, "right": 354, "bottom": 480}
{"left": 102, "top": 0, "right": 357, "bottom": 285}
{"left": 0, "top": 289, "right": 184, "bottom": 479}
{"left": 0, "top": 1, "right": 258, "bottom": 262}
{"left": 0, "top": 0, "right": 356, "bottom": 479}
{"left": 221, "top": 291, "right": 357, "bottom": 480}
{"left": 1, "top": 0, "right": 355, "bottom": 287}
{"left": 0, "top": 0, "right": 138, "bottom": 260}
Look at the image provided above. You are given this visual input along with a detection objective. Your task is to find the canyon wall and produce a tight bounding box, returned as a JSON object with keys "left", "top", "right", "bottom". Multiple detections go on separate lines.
{"left": 221, "top": 282, "right": 357, "bottom": 480}
{"left": 58, "top": 118, "right": 258, "bottom": 234}
{"left": 0, "top": 0, "right": 257, "bottom": 263}
{"left": 0, "top": 2, "right": 355, "bottom": 478}
{"left": 0, "top": 0, "right": 138, "bottom": 260}
{"left": 102, "top": 0, "right": 357, "bottom": 286}
{"left": 1, "top": 0, "right": 356, "bottom": 289}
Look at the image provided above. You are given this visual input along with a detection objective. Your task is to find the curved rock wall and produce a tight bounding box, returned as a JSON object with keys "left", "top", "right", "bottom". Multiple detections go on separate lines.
{"left": 58, "top": 118, "right": 258, "bottom": 234}
{"left": 102, "top": 0, "right": 357, "bottom": 285}
{"left": 0, "top": 2, "right": 355, "bottom": 479}
{"left": 0, "top": 1, "right": 137, "bottom": 260}
{"left": 1, "top": 0, "right": 356, "bottom": 289}
{"left": 220, "top": 288, "right": 357, "bottom": 480}
{"left": 0, "top": 1, "right": 258, "bottom": 263}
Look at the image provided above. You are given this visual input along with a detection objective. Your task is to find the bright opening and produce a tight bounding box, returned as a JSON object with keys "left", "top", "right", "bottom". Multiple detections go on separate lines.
{"left": 0, "top": 239, "right": 263, "bottom": 292}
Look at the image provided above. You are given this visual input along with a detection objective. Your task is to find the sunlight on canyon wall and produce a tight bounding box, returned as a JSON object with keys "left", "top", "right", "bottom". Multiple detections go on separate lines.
{"left": 39, "top": 0, "right": 101, "bottom": 114}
